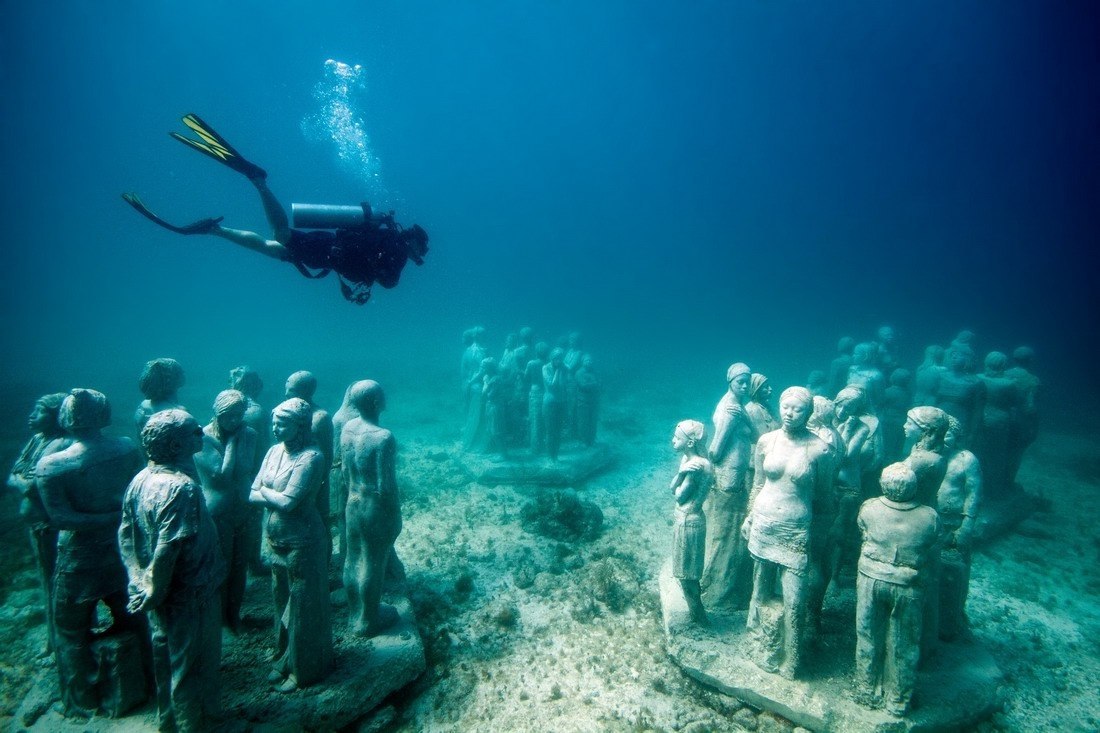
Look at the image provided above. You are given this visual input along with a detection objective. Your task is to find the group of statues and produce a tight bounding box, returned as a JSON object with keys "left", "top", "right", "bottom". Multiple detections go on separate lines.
{"left": 6, "top": 358, "right": 406, "bottom": 730}
{"left": 461, "top": 326, "right": 601, "bottom": 459}
{"left": 668, "top": 326, "right": 1041, "bottom": 718}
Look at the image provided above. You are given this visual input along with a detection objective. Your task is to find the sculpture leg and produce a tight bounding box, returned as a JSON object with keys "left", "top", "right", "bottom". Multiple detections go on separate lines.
{"left": 938, "top": 548, "right": 971, "bottom": 641}
{"left": 270, "top": 549, "right": 291, "bottom": 678}
{"left": 544, "top": 400, "right": 563, "bottom": 460}
{"left": 778, "top": 567, "right": 809, "bottom": 679}
{"left": 30, "top": 525, "right": 58, "bottom": 655}
{"left": 884, "top": 584, "right": 922, "bottom": 717}
{"left": 216, "top": 513, "right": 248, "bottom": 632}
{"left": 854, "top": 574, "right": 886, "bottom": 705}
{"left": 700, "top": 483, "right": 750, "bottom": 610}
{"left": 151, "top": 592, "right": 222, "bottom": 732}
{"left": 52, "top": 589, "right": 98, "bottom": 717}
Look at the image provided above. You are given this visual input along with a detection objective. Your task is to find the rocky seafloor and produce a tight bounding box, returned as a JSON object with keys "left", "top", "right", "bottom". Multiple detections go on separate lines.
{"left": 1, "top": 375, "right": 1098, "bottom": 732}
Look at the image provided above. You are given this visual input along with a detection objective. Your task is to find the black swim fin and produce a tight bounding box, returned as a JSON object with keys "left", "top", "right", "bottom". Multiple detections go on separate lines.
{"left": 170, "top": 113, "right": 267, "bottom": 180}
{"left": 122, "top": 193, "right": 224, "bottom": 235}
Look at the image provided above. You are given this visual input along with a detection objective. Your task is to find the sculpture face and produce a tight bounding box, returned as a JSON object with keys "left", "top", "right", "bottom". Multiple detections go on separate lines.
{"left": 903, "top": 416, "right": 921, "bottom": 442}
{"left": 272, "top": 414, "right": 300, "bottom": 445}
{"left": 28, "top": 400, "right": 55, "bottom": 432}
{"left": 182, "top": 417, "right": 206, "bottom": 456}
{"left": 216, "top": 402, "right": 247, "bottom": 436}
{"left": 877, "top": 326, "right": 895, "bottom": 344}
{"left": 730, "top": 373, "right": 751, "bottom": 400}
{"left": 779, "top": 395, "right": 810, "bottom": 431}
{"left": 671, "top": 431, "right": 688, "bottom": 453}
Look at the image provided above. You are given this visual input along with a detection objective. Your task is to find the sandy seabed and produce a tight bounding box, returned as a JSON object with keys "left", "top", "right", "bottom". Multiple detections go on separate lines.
{"left": 1, "top": 374, "right": 1097, "bottom": 732}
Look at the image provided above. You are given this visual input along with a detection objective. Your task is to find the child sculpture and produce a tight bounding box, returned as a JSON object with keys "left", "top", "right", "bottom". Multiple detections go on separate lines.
{"left": 855, "top": 462, "right": 941, "bottom": 717}
{"left": 669, "top": 420, "right": 714, "bottom": 626}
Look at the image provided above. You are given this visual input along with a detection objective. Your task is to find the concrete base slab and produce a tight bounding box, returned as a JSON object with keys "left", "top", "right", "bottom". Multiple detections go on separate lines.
{"left": 659, "top": 561, "right": 1002, "bottom": 732}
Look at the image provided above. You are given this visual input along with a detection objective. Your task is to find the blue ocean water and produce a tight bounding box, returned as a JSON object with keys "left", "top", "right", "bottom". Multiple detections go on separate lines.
{"left": 1, "top": 1, "right": 1096, "bottom": 428}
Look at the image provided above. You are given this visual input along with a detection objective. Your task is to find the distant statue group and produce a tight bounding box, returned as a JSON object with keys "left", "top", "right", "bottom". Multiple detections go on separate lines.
{"left": 460, "top": 326, "right": 601, "bottom": 460}
{"left": 667, "top": 325, "right": 1040, "bottom": 718}
{"left": 7, "top": 359, "right": 407, "bottom": 729}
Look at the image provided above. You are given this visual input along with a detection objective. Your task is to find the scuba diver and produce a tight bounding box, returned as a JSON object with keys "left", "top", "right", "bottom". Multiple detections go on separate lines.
{"left": 123, "top": 114, "right": 428, "bottom": 304}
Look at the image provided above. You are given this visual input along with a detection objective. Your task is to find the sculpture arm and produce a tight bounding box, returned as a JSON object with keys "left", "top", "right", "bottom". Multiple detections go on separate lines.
{"left": 378, "top": 435, "right": 399, "bottom": 501}
{"left": 262, "top": 452, "right": 321, "bottom": 511}
{"left": 956, "top": 454, "right": 983, "bottom": 549}
{"left": 38, "top": 468, "right": 120, "bottom": 530}
{"left": 128, "top": 540, "right": 182, "bottom": 613}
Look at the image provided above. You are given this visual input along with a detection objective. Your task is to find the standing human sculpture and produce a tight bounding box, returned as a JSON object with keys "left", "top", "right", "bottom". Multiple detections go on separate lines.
{"left": 524, "top": 342, "right": 551, "bottom": 454}
{"left": 701, "top": 363, "right": 757, "bottom": 610}
{"left": 134, "top": 358, "right": 187, "bottom": 442}
{"left": 6, "top": 393, "right": 73, "bottom": 656}
{"left": 847, "top": 342, "right": 885, "bottom": 411}
{"left": 830, "top": 387, "right": 874, "bottom": 586}
{"left": 37, "top": 389, "right": 143, "bottom": 717}
{"left": 854, "top": 462, "right": 941, "bottom": 718}
{"left": 1004, "top": 346, "right": 1040, "bottom": 486}
{"left": 194, "top": 389, "right": 258, "bottom": 632}
{"left": 974, "top": 352, "right": 1020, "bottom": 499}
{"left": 542, "top": 348, "right": 568, "bottom": 461}
{"left": 743, "top": 386, "right": 832, "bottom": 679}
{"left": 913, "top": 345, "right": 945, "bottom": 407}
{"left": 934, "top": 345, "right": 986, "bottom": 447}
{"left": 669, "top": 420, "right": 714, "bottom": 627}
{"left": 285, "top": 371, "right": 335, "bottom": 562}
{"left": 938, "top": 416, "right": 982, "bottom": 641}
{"left": 229, "top": 364, "right": 269, "bottom": 573}
{"left": 120, "top": 409, "right": 225, "bottom": 732}
{"left": 341, "top": 380, "right": 404, "bottom": 636}
{"left": 574, "top": 355, "right": 601, "bottom": 447}
{"left": 250, "top": 398, "right": 332, "bottom": 691}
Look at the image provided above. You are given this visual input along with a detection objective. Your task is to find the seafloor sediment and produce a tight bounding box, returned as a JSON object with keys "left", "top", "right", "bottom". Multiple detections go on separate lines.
{"left": 1, "top": 371, "right": 1097, "bottom": 732}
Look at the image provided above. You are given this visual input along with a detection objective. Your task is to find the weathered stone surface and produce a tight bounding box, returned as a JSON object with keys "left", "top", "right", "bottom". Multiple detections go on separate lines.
{"left": 659, "top": 561, "right": 1002, "bottom": 732}
{"left": 465, "top": 443, "right": 614, "bottom": 487}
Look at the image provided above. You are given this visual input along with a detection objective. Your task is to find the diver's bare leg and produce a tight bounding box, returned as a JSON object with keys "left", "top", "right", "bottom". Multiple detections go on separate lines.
{"left": 251, "top": 178, "right": 292, "bottom": 245}
{"left": 210, "top": 226, "right": 289, "bottom": 261}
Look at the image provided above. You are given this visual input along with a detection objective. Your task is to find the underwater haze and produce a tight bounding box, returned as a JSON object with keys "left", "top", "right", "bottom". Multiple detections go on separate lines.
{"left": 2, "top": 2, "right": 1098, "bottom": 436}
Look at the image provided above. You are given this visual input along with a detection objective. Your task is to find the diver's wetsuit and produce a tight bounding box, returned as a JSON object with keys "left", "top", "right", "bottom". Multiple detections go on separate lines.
{"left": 285, "top": 226, "right": 410, "bottom": 290}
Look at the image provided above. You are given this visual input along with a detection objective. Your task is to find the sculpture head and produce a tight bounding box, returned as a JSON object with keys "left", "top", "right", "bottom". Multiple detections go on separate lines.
{"left": 778, "top": 387, "right": 813, "bottom": 433}
{"left": 837, "top": 336, "right": 856, "bottom": 355}
{"left": 880, "top": 462, "right": 918, "bottom": 503}
{"left": 60, "top": 388, "right": 111, "bottom": 433}
{"left": 29, "top": 393, "right": 68, "bottom": 436}
{"left": 1011, "top": 346, "right": 1034, "bottom": 368}
{"left": 480, "top": 357, "right": 499, "bottom": 375}
{"left": 725, "top": 363, "right": 751, "bottom": 402}
{"left": 211, "top": 389, "right": 247, "bottom": 440}
{"left": 142, "top": 409, "right": 204, "bottom": 465}
{"left": 953, "top": 330, "right": 975, "bottom": 346}
{"left": 549, "top": 348, "right": 565, "bottom": 367}
{"left": 138, "top": 358, "right": 185, "bottom": 402}
{"left": 984, "top": 351, "right": 1008, "bottom": 376}
{"left": 285, "top": 371, "right": 317, "bottom": 401}
{"left": 904, "top": 406, "right": 948, "bottom": 452}
{"left": 876, "top": 325, "right": 896, "bottom": 345}
{"left": 535, "top": 341, "right": 550, "bottom": 361}
{"left": 944, "top": 415, "right": 963, "bottom": 450}
{"left": 470, "top": 326, "right": 486, "bottom": 344}
{"left": 807, "top": 370, "right": 826, "bottom": 391}
{"left": 749, "top": 373, "right": 771, "bottom": 403}
{"left": 834, "top": 386, "right": 866, "bottom": 420}
{"left": 229, "top": 365, "right": 263, "bottom": 399}
{"left": 889, "top": 368, "right": 912, "bottom": 388}
{"left": 672, "top": 419, "right": 706, "bottom": 455}
{"left": 349, "top": 380, "right": 386, "bottom": 420}
{"left": 808, "top": 396, "right": 835, "bottom": 429}
{"left": 923, "top": 344, "right": 945, "bottom": 366}
{"left": 945, "top": 345, "right": 974, "bottom": 373}
{"left": 504, "top": 332, "right": 517, "bottom": 349}
{"left": 272, "top": 398, "right": 314, "bottom": 451}
{"left": 852, "top": 342, "right": 876, "bottom": 366}
{"left": 519, "top": 327, "right": 534, "bottom": 345}
{"left": 567, "top": 331, "right": 582, "bottom": 349}
{"left": 581, "top": 355, "right": 594, "bottom": 370}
